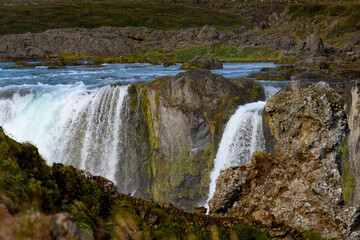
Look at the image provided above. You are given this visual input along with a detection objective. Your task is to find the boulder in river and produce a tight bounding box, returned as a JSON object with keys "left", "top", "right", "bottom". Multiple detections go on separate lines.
{"left": 179, "top": 56, "right": 223, "bottom": 70}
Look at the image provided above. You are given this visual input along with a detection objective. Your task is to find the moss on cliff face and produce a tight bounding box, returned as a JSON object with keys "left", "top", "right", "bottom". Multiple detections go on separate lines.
{"left": 124, "top": 70, "right": 265, "bottom": 211}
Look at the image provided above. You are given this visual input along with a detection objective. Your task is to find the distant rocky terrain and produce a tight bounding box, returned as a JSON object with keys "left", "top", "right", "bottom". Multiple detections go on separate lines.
{"left": 0, "top": 25, "right": 294, "bottom": 60}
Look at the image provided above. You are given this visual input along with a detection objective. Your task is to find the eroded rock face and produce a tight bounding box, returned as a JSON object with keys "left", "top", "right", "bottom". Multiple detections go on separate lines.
{"left": 197, "top": 25, "right": 219, "bottom": 41}
{"left": 266, "top": 81, "right": 348, "bottom": 163}
{"left": 209, "top": 82, "right": 354, "bottom": 238}
{"left": 125, "top": 69, "right": 265, "bottom": 211}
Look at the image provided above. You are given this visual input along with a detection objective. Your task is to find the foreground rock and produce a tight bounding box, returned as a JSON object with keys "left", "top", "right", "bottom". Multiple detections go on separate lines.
{"left": 179, "top": 56, "right": 223, "bottom": 70}
{"left": 121, "top": 69, "right": 265, "bottom": 211}
{"left": 0, "top": 126, "right": 315, "bottom": 239}
{"left": 209, "top": 82, "right": 355, "bottom": 238}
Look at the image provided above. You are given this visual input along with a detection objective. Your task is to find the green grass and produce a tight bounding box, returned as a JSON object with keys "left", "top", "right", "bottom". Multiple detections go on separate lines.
{"left": 0, "top": 1, "right": 251, "bottom": 35}
{"left": 287, "top": 2, "right": 360, "bottom": 42}
{"left": 303, "top": 230, "right": 327, "bottom": 240}
{"left": 342, "top": 161, "right": 356, "bottom": 204}
{"left": 59, "top": 43, "right": 285, "bottom": 63}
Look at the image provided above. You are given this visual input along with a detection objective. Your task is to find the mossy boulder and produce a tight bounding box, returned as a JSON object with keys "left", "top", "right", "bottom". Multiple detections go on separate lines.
{"left": 179, "top": 57, "right": 223, "bottom": 70}
{"left": 124, "top": 69, "right": 265, "bottom": 211}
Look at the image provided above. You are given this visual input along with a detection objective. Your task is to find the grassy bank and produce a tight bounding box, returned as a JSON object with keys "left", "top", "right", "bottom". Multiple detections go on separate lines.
{"left": 0, "top": 1, "right": 251, "bottom": 35}
{"left": 286, "top": 2, "right": 360, "bottom": 44}
{"left": 58, "top": 44, "right": 289, "bottom": 64}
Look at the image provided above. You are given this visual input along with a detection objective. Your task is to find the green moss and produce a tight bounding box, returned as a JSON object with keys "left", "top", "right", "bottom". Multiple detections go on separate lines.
{"left": 288, "top": 4, "right": 327, "bottom": 20}
{"left": 70, "top": 200, "right": 95, "bottom": 236}
{"left": 340, "top": 141, "right": 348, "bottom": 160}
{"left": 170, "top": 151, "right": 198, "bottom": 188}
{"left": 235, "top": 224, "right": 268, "bottom": 240}
{"left": 182, "top": 105, "right": 190, "bottom": 115}
{"left": 342, "top": 161, "right": 355, "bottom": 204}
{"left": 303, "top": 230, "right": 327, "bottom": 240}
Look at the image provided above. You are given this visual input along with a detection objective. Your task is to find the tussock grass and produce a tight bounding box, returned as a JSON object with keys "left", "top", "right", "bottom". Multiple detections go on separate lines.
{"left": 0, "top": 1, "right": 250, "bottom": 35}
{"left": 288, "top": 2, "right": 360, "bottom": 42}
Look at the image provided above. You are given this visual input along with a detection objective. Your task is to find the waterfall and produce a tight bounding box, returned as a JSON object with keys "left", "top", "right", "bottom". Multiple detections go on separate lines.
{"left": 205, "top": 84, "right": 281, "bottom": 208}
{"left": 1, "top": 84, "right": 129, "bottom": 185}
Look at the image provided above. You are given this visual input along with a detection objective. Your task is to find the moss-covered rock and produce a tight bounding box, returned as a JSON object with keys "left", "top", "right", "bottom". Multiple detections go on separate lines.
{"left": 0, "top": 127, "right": 290, "bottom": 239}
{"left": 122, "top": 69, "right": 265, "bottom": 211}
{"left": 179, "top": 57, "right": 223, "bottom": 70}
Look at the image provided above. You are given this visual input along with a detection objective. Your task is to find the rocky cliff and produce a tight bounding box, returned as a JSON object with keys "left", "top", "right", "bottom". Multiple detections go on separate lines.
{"left": 118, "top": 69, "right": 265, "bottom": 211}
{"left": 209, "top": 82, "right": 355, "bottom": 239}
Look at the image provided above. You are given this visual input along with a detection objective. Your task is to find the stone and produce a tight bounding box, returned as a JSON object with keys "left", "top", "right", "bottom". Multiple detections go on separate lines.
{"left": 210, "top": 82, "right": 355, "bottom": 238}
{"left": 51, "top": 213, "right": 92, "bottom": 240}
{"left": 197, "top": 25, "right": 219, "bottom": 41}
{"left": 303, "top": 34, "right": 325, "bottom": 57}
{"left": 179, "top": 57, "right": 223, "bottom": 70}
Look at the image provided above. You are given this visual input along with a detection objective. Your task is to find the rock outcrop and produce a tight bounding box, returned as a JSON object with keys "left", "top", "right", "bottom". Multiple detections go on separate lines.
{"left": 346, "top": 80, "right": 360, "bottom": 207}
{"left": 300, "top": 34, "right": 325, "bottom": 57}
{"left": 179, "top": 56, "right": 223, "bottom": 70}
{"left": 123, "top": 69, "right": 265, "bottom": 211}
{"left": 197, "top": 25, "right": 219, "bottom": 41}
{"left": 209, "top": 82, "right": 355, "bottom": 238}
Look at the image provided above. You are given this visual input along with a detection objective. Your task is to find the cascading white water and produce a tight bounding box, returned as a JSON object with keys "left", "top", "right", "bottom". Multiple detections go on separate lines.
{"left": 205, "top": 84, "right": 281, "bottom": 208}
{"left": 1, "top": 84, "right": 129, "bottom": 185}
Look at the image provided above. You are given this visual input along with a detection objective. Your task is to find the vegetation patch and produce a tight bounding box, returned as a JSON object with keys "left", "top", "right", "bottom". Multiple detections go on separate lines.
{"left": 342, "top": 161, "right": 355, "bottom": 203}
{"left": 340, "top": 141, "right": 356, "bottom": 204}
{"left": 287, "top": 3, "right": 360, "bottom": 43}
{"left": 59, "top": 44, "right": 286, "bottom": 64}
{"left": 0, "top": 1, "right": 250, "bottom": 35}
